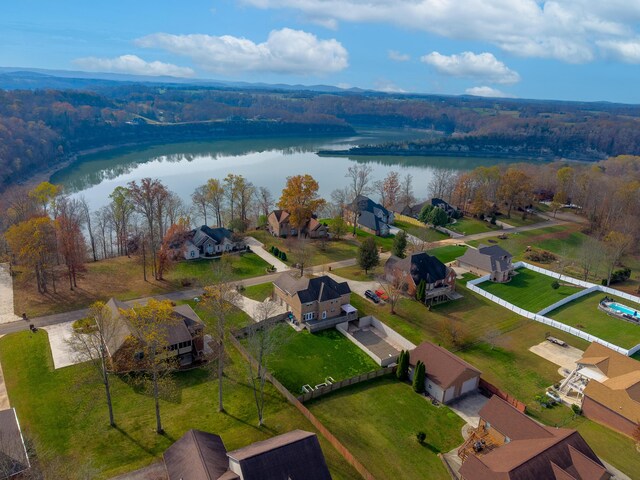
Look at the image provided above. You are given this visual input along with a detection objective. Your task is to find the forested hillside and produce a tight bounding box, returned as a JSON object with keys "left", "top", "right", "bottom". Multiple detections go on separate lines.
{"left": 3, "top": 82, "right": 640, "bottom": 190}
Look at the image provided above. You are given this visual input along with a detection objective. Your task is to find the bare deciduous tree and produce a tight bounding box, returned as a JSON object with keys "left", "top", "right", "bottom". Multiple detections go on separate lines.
{"left": 346, "top": 164, "right": 373, "bottom": 233}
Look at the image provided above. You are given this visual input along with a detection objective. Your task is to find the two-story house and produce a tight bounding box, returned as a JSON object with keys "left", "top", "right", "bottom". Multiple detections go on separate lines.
{"left": 385, "top": 252, "right": 458, "bottom": 304}
{"left": 267, "top": 210, "right": 328, "bottom": 239}
{"left": 457, "top": 244, "right": 514, "bottom": 282}
{"left": 182, "top": 225, "right": 245, "bottom": 259}
{"left": 346, "top": 195, "right": 394, "bottom": 236}
{"left": 272, "top": 273, "right": 357, "bottom": 331}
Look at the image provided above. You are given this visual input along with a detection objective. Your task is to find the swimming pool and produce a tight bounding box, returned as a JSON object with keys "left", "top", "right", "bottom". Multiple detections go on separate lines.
{"left": 609, "top": 302, "right": 639, "bottom": 317}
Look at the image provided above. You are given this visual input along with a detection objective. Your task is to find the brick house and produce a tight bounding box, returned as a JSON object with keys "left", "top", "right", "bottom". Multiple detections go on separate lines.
{"left": 267, "top": 210, "right": 328, "bottom": 238}
{"left": 457, "top": 244, "right": 514, "bottom": 282}
{"left": 385, "top": 252, "right": 457, "bottom": 304}
{"left": 272, "top": 273, "right": 357, "bottom": 330}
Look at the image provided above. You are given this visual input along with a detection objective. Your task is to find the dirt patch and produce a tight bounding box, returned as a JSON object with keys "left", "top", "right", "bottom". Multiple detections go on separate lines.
{"left": 529, "top": 340, "right": 583, "bottom": 373}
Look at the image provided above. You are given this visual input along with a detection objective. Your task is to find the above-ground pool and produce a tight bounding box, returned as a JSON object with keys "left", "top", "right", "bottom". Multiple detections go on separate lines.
{"left": 608, "top": 302, "right": 639, "bottom": 317}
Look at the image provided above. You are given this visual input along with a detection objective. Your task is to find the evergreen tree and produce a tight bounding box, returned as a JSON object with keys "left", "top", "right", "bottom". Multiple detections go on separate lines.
{"left": 418, "top": 204, "right": 434, "bottom": 224}
{"left": 413, "top": 360, "right": 426, "bottom": 393}
{"left": 396, "top": 350, "right": 409, "bottom": 381}
{"left": 416, "top": 279, "right": 426, "bottom": 302}
{"left": 392, "top": 230, "right": 408, "bottom": 258}
{"left": 429, "top": 207, "right": 449, "bottom": 227}
{"left": 358, "top": 236, "right": 380, "bottom": 274}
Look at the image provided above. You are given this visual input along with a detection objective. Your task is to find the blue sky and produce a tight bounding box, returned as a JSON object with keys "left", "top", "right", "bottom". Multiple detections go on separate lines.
{"left": 3, "top": 0, "right": 640, "bottom": 103}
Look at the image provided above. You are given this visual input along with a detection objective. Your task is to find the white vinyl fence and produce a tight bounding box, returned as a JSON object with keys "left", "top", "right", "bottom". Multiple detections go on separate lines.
{"left": 467, "top": 262, "right": 640, "bottom": 356}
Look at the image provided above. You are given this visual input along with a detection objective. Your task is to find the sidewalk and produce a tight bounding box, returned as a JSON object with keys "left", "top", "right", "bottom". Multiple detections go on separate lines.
{"left": 244, "top": 237, "right": 289, "bottom": 272}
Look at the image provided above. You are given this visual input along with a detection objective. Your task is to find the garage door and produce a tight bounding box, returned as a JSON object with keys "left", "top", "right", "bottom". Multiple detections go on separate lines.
{"left": 461, "top": 376, "right": 479, "bottom": 395}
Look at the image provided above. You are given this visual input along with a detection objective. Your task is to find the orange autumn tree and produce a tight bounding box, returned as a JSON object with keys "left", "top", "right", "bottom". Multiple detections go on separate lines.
{"left": 158, "top": 218, "right": 191, "bottom": 280}
{"left": 277, "top": 174, "right": 326, "bottom": 239}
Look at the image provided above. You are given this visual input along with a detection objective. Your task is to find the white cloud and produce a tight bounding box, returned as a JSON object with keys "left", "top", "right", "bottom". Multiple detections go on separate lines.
{"left": 240, "top": 0, "right": 640, "bottom": 63}
{"left": 421, "top": 51, "right": 520, "bottom": 84}
{"left": 388, "top": 50, "right": 410, "bottom": 62}
{"left": 598, "top": 39, "right": 640, "bottom": 63}
{"left": 374, "top": 79, "right": 406, "bottom": 93}
{"left": 465, "top": 86, "right": 514, "bottom": 98}
{"left": 73, "top": 54, "right": 195, "bottom": 77}
{"left": 136, "top": 28, "right": 348, "bottom": 75}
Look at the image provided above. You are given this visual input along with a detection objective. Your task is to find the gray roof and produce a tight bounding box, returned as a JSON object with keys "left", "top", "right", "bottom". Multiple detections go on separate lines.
{"left": 0, "top": 408, "right": 30, "bottom": 478}
{"left": 227, "top": 430, "right": 331, "bottom": 480}
{"left": 105, "top": 298, "right": 204, "bottom": 357}
{"left": 192, "top": 226, "right": 233, "bottom": 247}
{"left": 458, "top": 244, "right": 513, "bottom": 273}
{"left": 164, "top": 430, "right": 229, "bottom": 480}
{"left": 274, "top": 273, "right": 350, "bottom": 303}
{"left": 386, "top": 252, "right": 449, "bottom": 285}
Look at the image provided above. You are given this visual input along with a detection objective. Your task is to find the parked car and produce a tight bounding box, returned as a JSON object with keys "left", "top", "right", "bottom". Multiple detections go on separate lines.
{"left": 364, "top": 290, "right": 380, "bottom": 303}
{"left": 375, "top": 289, "right": 389, "bottom": 301}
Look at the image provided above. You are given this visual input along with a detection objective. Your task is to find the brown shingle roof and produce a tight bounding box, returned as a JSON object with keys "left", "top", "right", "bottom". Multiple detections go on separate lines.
{"left": 227, "top": 430, "right": 331, "bottom": 480}
{"left": 163, "top": 429, "right": 229, "bottom": 480}
{"left": 460, "top": 397, "right": 610, "bottom": 480}
{"left": 409, "top": 342, "right": 481, "bottom": 390}
{"left": 579, "top": 343, "right": 640, "bottom": 424}
{"left": 0, "top": 408, "right": 30, "bottom": 478}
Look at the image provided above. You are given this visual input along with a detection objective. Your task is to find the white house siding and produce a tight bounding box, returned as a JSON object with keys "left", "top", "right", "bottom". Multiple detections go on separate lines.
{"left": 461, "top": 376, "right": 479, "bottom": 395}
{"left": 426, "top": 379, "right": 445, "bottom": 402}
{"left": 443, "top": 386, "right": 456, "bottom": 403}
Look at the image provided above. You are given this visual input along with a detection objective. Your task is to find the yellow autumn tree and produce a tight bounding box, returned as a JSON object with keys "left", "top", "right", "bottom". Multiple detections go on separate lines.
{"left": 277, "top": 174, "right": 326, "bottom": 239}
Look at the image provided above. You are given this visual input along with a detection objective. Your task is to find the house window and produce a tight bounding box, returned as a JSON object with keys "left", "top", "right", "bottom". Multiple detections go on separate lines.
{"left": 322, "top": 311, "right": 327, "bottom": 319}
{"left": 427, "top": 383, "right": 432, "bottom": 389}
{"left": 505, "top": 436, "right": 511, "bottom": 443}
{"left": 190, "top": 250, "right": 196, "bottom": 258}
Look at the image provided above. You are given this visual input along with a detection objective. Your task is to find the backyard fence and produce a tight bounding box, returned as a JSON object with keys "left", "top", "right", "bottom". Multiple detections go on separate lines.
{"left": 466, "top": 262, "right": 640, "bottom": 356}
{"left": 232, "top": 313, "right": 287, "bottom": 339}
{"left": 229, "top": 333, "right": 378, "bottom": 480}
{"left": 297, "top": 367, "right": 395, "bottom": 403}
{"left": 479, "top": 379, "right": 527, "bottom": 413}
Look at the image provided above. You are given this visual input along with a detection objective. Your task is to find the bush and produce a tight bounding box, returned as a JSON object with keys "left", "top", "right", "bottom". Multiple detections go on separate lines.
{"left": 551, "top": 280, "right": 560, "bottom": 290}
{"left": 72, "top": 317, "right": 97, "bottom": 334}
{"left": 490, "top": 214, "right": 497, "bottom": 225}
{"left": 279, "top": 251, "right": 287, "bottom": 261}
{"left": 571, "top": 404, "right": 582, "bottom": 415}
{"left": 273, "top": 247, "right": 280, "bottom": 257}
{"left": 416, "top": 431, "right": 426, "bottom": 444}
{"left": 269, "top": 245, "right": 275, "bottom": 253}
{"left": 603, "top": 267, "right": 631, "bottom": 285}
{"left": 396, "top": 350, "right": 409, "bottom": 381}
{"left": 523, "top": 248, "right": 557, "bottom": 263}
{"left": 412, "top": 361, "right": 426, "bottom": 394}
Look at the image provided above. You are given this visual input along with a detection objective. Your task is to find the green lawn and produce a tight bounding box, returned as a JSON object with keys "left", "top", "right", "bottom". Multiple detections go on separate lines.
{"left": 262, "top": 325, "right": 378, "bottom": 394}
{"left": 169, "top": 253, "right": 271, "bottom": 286}
{"left": 393, "top": 219, "right": 448, "bottom": 242}
{"left": 308, "top": 377, "right": 465, "bottom": 480}
{"left": 0, "top": 311, "right": 360, "bottom": 479}
{"left": 499, "top": 213, "right": 543, "bottom": 227}
{"left": 427, "top": 245, "right": 468, "bottom": 264}
{"left": 331, "top": 264, "right": 383, "bottom": 281}
{"left": 479, "top": 268, "right": 582, "bottom": 313}
{"left": 241, "top": 282, "right": 274, "bottom": 302}
{"left": 249, "top": 229, "right": 359, "bottom": 266}
{"left": 447, "top": 217, "right": 501, "bottom": 235}
{"left": 547, "top": 291, "right": 640, "bottom": 349}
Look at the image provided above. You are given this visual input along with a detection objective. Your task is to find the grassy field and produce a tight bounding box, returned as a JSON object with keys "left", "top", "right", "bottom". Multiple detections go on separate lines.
{"left": 0, "top": 308, "right": 361, "bottom": 480}
{"left": 261, "top": 325, "right": 378, "bottom": 394}
{"left": 547, "top": 291, "right": 640, "bottom": 349}
{"left": 308, "top": 377, "right": 465, "bottom": 480}
{"left": 13, "top": 253, "right": 270, "bottom": 318}
{"left": 479, "top": 268, "right": 583, "bottom": 313}
{"left": 427, "top": 245, "right": 468, "bottom": 264}
{"left": 332, "top": 264, "right": 384, "bottom": 281}
{"left": 249, "top": 229, "right": 359, "bottom": 266}
{"left": 447, "top": 217, "right": 502, "bottom": 235}
{"left": 393, "top": 219, "right": 448, "bottom": 242}
{"left": 241, "top": 282, "right": 274, "bottom": 302}
{"left": 499, "top": 213, "right": 543, "bottom": 227}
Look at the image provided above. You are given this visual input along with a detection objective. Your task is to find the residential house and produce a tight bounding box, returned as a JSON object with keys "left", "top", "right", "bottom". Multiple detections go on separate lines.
{"left": 163, "top": 429, "right": 331, "bottom": 480}
{"left": 431, "top": 197, "right": 460, "bottom": 217}
{"left": 457, "top": 244, "right": 514, "bottom": 282}
{"left": 183, "top": 225, "right": 244, "bottom": 259}
{"left": 267, "top": 210, "right": 328, "bottom": 239}
{"left": 396, "top": 199, "right": 430, "bottom": 219}
{"left": 385, "top": 252, "right": 457, "bottom": 304}
{"left": 0, "top": 408, "right": 30, "bottom": 479}
{"left": 273, "top": 273, "right": 357, "bottom": 331}
{"left": 564, "top": 342, "right": 640, "bottom": 438}
{"left": 346, "top": 195, "right": 393, "bottom": 236}
{"left": 458, "top": 395, "right": 611, "bottom": 480}
{"left": 105, "top": 298, "right": 206, "bottom": 371}
{"left": 408, "top": 341, "right": 481, "bottom": 403}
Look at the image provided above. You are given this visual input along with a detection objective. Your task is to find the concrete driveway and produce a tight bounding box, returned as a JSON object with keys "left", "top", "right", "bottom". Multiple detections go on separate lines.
{"left": 448, "top": 392, "right": 489, "bottom": 427}
{"left": 43, "top": 321, "right": 82, "bottom": 369}
{"left": 529, "top": 341, "right": 584, "bottom": 375}
{"left": 233, "top": 295, "right": 287, "bottom": 322}
{"left": 322, "top": 272, "right": 385, "bottom": 306}
{"left": 0, "top": 263, "right": 20, "bottom": 324}
{"left": 244, "top": 237, "right": 289, "bottom": 272}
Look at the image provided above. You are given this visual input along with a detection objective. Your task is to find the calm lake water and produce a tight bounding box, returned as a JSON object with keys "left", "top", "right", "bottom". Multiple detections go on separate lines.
{"left": 51, "top": 129, "right": 531, "bottom": 210}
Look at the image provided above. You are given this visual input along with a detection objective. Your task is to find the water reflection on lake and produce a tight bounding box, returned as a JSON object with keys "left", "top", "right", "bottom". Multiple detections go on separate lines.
{"left": 51, "top": 130, "right": 528, "bottom": 209}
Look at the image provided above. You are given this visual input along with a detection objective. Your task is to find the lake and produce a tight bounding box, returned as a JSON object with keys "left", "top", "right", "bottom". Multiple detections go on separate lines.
{"left": 51, "top": 129, "right": 532, "bottom": 210}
